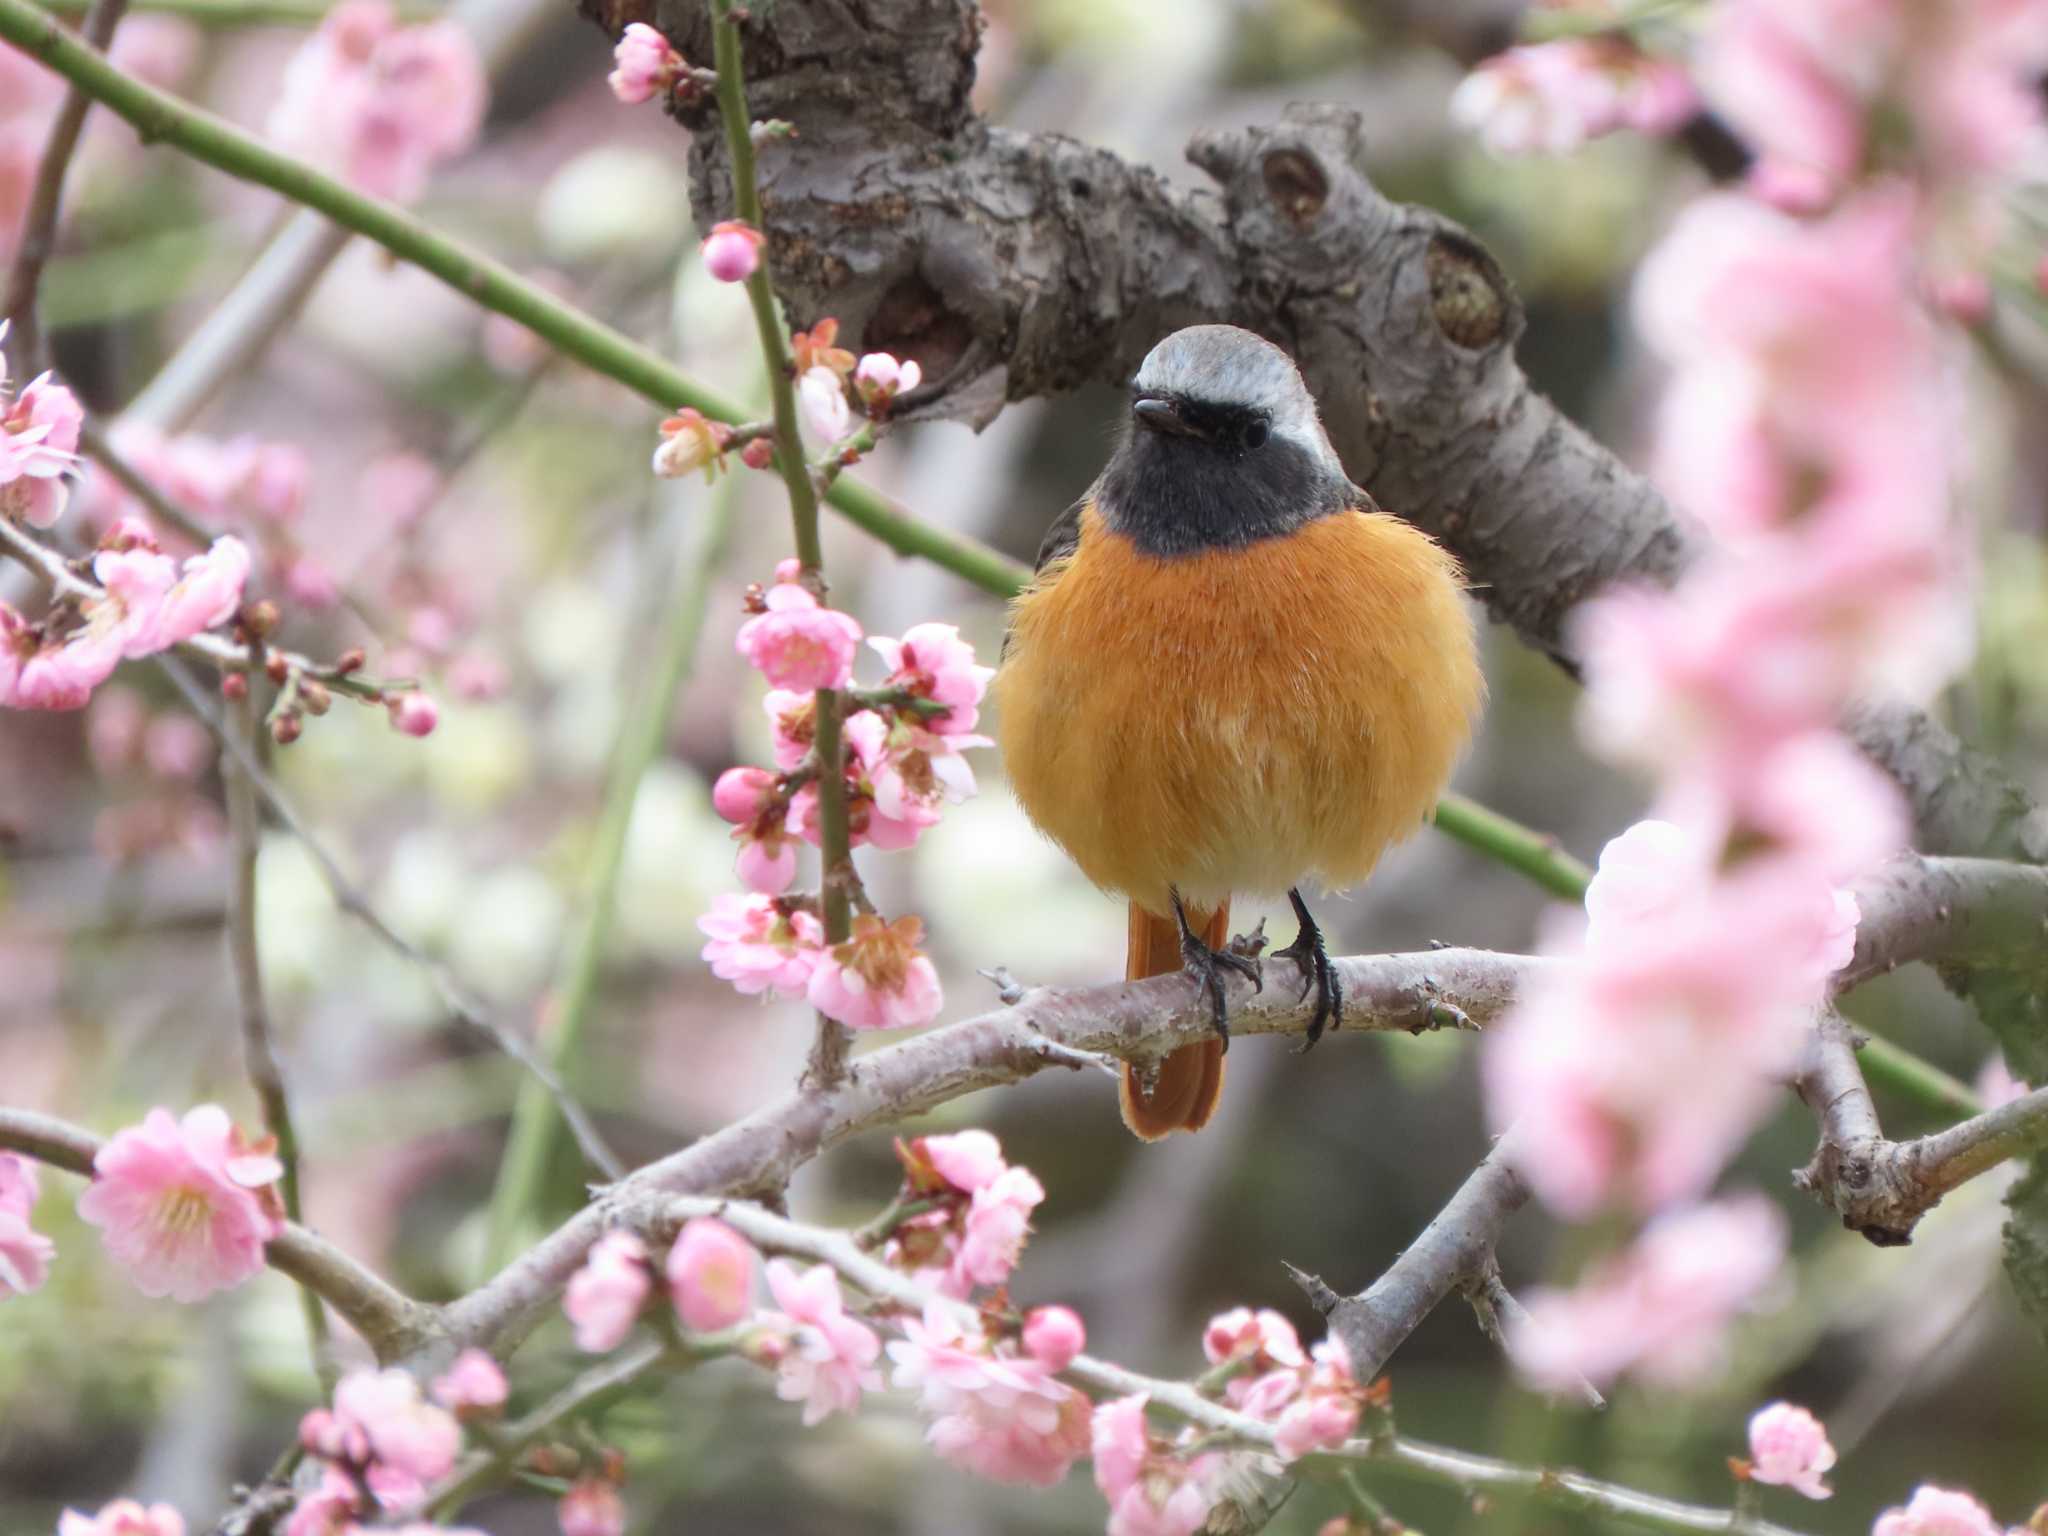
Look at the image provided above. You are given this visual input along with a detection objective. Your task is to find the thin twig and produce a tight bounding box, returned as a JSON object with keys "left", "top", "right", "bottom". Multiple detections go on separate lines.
{"left": 0, "top": 1107, "right": 435, "bottom": 1358}
{"left": 222, "top": 679, "right": 333, "bottom": 1388}
{"left": 1, "top": 0, "right": 129, "bottom": 369}
{"left": 156, "top": 660, "right": 627, "bottom": 1184}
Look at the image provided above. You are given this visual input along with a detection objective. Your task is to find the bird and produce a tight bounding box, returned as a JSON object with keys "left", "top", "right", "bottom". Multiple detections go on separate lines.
{"left": 991, "top": 324, "right": 1484, "bottom": 1140}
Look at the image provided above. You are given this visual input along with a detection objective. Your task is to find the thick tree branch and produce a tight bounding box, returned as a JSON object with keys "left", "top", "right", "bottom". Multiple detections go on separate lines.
{"left": 0, "top": 1107, "right": 438, "bottom": 1359}
{"left": 1795, "top": 1014, "right": 2048, "bottom": 1246}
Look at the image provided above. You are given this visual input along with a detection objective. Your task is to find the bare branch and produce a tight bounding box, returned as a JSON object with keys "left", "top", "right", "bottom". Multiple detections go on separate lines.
{"left": 1795, "top": 1014, "right": 2048, "bottom": 1246}
{"left": 0, "top": 1107, "right": 437, "bottom": 1359}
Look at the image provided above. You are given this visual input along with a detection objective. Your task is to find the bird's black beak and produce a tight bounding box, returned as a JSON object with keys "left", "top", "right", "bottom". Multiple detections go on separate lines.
{"left": 1132, "top": 394, "right": 1204, "bottom": 439}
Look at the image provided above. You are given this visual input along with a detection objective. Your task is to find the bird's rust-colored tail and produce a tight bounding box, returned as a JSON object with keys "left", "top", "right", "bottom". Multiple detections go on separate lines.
{"left": 1120, "top": 900, "right": 1227, "bottom": 1140}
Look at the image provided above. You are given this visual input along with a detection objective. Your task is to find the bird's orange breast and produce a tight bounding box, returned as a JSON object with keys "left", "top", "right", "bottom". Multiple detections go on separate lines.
{"left": 993, "top": 504, "right": 1483, "bottom": 914}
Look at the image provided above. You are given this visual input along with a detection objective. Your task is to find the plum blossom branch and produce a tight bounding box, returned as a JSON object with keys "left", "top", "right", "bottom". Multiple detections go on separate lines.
{"left": 628, "top": 1198, "right": 1812, "bottom": 1536}
{"left": 0, "top": 1107, "right": 436, "bottom": 1358}
{"left": 1795, "top": 1014, "right": 2048, "bottom": 1246}
{"left": 1, "top": 0, "right": 129, "bottom": 369}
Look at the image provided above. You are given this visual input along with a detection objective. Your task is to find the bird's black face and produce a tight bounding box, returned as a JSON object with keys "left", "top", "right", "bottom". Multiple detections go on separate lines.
{"left": 1131, "top": 390, "right": 1273, "bottom": 455}
{"left": 1102, "top": 391, "right": 1350, "bottom": 557}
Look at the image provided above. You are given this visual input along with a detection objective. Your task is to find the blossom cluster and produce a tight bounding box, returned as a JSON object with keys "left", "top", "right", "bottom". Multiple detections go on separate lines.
{"left": 695, "top": 557, "right": 992, "bottom": 1031}
{"left": 1463, "top": 0, "right": 1999, "bottom": 1398}
{"left": 1450, "top": 36, "right": 1695, "bottom": 155}
{"left": 264, "top": 0, "right": 487, "bottom": 205}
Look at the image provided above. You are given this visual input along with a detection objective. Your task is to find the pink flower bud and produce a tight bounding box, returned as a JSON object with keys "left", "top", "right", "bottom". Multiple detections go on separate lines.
{"left": 1022, "top": 1305, "right": 1085, "bottom": 1371}
{"left": 607, "top": 21, "right": 681, "bottom": 105}
{"left": 559, "top": 1477, "right": 626, "bottom": 1536}
{"left": 700, "top": 220, "right": 765, "bottom": 283}
{"left": 1872, "top": 1487, "right": 2003, "bottom": 1536}
{"left": 734, "top": 836, "right": 798, "bottom": 896}
{"left": 1746, "top": 1401, "right": 1835, "bottom": 1500}
{"left": 667, "top": 1216, "right": 758, "bottom": 1332}
{"left": 388, "top": 692, "right": 439, "bottom": 737}
{"left": 713, "top": 766, "right": 777, "bottom": 825}
{"left": 740, "top": 437, "right": 775, "bottom": 470}
{"left": 431, "top": 1348, "right": 509, "bottom": 1413}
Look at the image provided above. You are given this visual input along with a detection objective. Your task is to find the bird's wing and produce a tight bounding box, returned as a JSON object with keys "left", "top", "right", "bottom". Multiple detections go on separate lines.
{"left": 1033, "top": 494, "right": 1087, "bottom": 573}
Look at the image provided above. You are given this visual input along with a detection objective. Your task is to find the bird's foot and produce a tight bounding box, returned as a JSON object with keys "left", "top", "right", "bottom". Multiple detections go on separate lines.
{"left": 1277, "top": 888, "right": 1344, "bottom": 1052}
{"left": 1172, "top": 892, "right": 1261, "bottom": 1051}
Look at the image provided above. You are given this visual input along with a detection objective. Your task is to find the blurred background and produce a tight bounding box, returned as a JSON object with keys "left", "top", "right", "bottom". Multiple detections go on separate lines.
{"left": 2, "top": 0, "right": 2045, "bottom": 1531}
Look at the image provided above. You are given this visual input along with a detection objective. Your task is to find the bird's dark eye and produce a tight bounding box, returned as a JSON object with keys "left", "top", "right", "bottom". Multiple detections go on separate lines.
{"left": 1242, "top": 421, "right": 1269, "bottom": 449}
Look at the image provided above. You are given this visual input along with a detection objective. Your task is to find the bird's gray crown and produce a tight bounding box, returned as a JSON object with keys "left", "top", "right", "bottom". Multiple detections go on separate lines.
{"left": 1131, "top": 325, "right": 1342, "bottom": 475}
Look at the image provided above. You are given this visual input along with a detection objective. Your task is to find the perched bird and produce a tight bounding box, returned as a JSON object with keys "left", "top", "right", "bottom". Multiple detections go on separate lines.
{"left": 993, "top": 324, "right": 1484, "bottom": 1139}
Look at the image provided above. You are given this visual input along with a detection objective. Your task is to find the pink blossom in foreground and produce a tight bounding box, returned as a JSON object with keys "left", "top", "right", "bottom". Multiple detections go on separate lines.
{"left": 798, "top": 364, "right": 854, "bottom": 445}
{"left": 1746, "top": 1401, "right": 1835, "bottom": 1499}
{"left": 919, "top": 1130, "right": 1007, "bottom": 1195}
{"left": 608, "top": 21, "right": 683, "bottom": 104}
{"left": 75, "top": 1105, "right": 283, "bottom": 1302}
{"left": 0, "top": 602, "right": 120, "bottom": 711}
{"left": 736, "top": 580, "right": 861, "bottom": 692}
{"left": 0, "top": 1151, "right": 53, "bottom": 1296}
{"left": 1092, "top": 1395, "right": 1214, "bottom": 1536}
{"left": 430, "top": 1349, "right": 508, "bottom": 1413}
{"left": 712, "top": 766, "right": 802, "bottom": 896}
{"left": 265, "top": 0, "right": 487, "bottom": 203}
{"left": 697, "top": 891, "right": 825, "bottom": 999}
{"left": 387, "top": 692, "right": 439, "bottom": 738}
{"left": 806, "top": 912, "right": 944, "bottom": 1031}
{"left": 1693, "top": 0, "right": 1876, "bottom": 208}
{"left": 57, "top": 1501, "right": 186, "bottom": 1536}
{"left": 328, "top": 1367, "right": 463, "bottom": 1505}
{"left": 1508, "top": 1195, "right": 1787, "bottom": 1393}
{"left": 564, "top": 1230, "right": 652, "bottom": 1353}
{"left": 758, "top": 1258, "right": 883, "bottom": 1425}
{"left": 558, "top": 1478, "right": 626, "bottom": 1536}
{"left": 868, "top": 622, "right": 995, "bottom": 735}
{"left": 852, "top": 351, "right": 922, "bottom": 412}
{"left": 281, "top": 1464, "right": 361, "bottom": 1536}
{"left": 667, "top": 1216, "right": 757, "bottom": 1332}
{"left": 953, "top": 1164, "right": 1045, "bottom": 1291}
{"left": 700, "top": 220, "right": 765, "bottom": 284}
{"left": 1023, "top": 1305, "right": 1086, "bottom": 1372}
{"left": 91, "top": 536, "right": 252, "bottom": 660}
{"left": 887, "top": 1303, "right": 1092, "bottom": 1487}
{"left": 1, "top": 323, "right": 84, "bottom": 528}
{"left": 844, "top": 709, "right": 987, "bottom": 846}
{"left": 1450, "top": 39, "right": 1695, "bottom": 155}
{"left": 1870, "top": 1486, "right": 2005, "bottom": 1536}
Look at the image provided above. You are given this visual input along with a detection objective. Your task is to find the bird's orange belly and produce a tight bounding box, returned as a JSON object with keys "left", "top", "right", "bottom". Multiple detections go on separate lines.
{"left": 993, "top": 506, "right": 1483, "bottom": 914}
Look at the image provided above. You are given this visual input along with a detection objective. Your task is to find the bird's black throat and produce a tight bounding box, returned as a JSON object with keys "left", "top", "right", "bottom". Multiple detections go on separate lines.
{"left": 1095, "top": 413, "right": 1354, "bottom": 557}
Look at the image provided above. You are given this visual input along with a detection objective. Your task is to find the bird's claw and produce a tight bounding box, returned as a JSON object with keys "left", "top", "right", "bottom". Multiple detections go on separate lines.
{"left": 1278, "top": 888, "right": 1344, "bottom": 1052}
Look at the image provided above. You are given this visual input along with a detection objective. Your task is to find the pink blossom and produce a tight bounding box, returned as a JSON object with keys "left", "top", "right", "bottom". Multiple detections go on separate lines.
{"left": 564, "top": 1230, "right": 652, "bottom": 1353}
{"left": 1451, "top": 40, "right": 1695, "bottom": 155}
{"left": 736, "top": 581, "right": 861, "bottom": 692}
{"left": 797, "top": 364, "right": 853, "bottom": 445}
{"left": 558, "top": 1478, "right": 626, "bottom": 1536}
{"left": 388, "top": 693, "right": 439, "bottom": 737}
{"left": 100, "top": 536, "right": 251, "bottom": 659}
{"left": 697, "top": 891, "right": 825, "bottom": 999}
{"left": 1202, "top": 1306, "right": 1307, "bottom": 1371}
{"left": 1508, "top": 1196, "right": 1788, "bottom": 1392}
{"left": 1, "top": 326, "right": 85, "bottom": 528}
{"left": 711, "top": 766, "right": 802, "bottom": 895}
{"left": 667, "top": 1216, "right": 757, "bottom": 1332}
{"left": 758, "top": 1258, "right": 883, "bottom": 1425}
{"left": 843, "top": 708, "right": 987, "bottom": 847}
{"left": 430, "top": 1348, "right": 508, "bottom": 1413}
{"left": 700, "top": 220, "right": 765, "bottom": 284}
{"left": 266, "top": 0, "right": 487, "bottom": 203}
{"left": 75, "top": 1104, "right": 283, "bottom": 1302}
{"left": 281, "top": 1465, "right": 362, "bottom": 1536}
{"left": 953, "top": 1164, "right": 1044, "bottom": 1290}
{"left": 852, "top": 351, "right": 923, "bottom": 411}
{"left": 1746, "top": 1401, "right": 1835, "bottom": 1499}
{"left": 0, "top": 1152, "right": 52, "bottom": 1295}
{"left": 608, "top": 21, "right": 683, "bottom": 105}
{"left": 1871, "top": 1486, "right": 2004, "bottom": 1536}
{"left": 0, "top": 603, "right": 119, "bottom": 712}
{"left": 651, "top": 408, "right": 731, "bottom": 481}
{"left": 1092, "top": 1395, "right": 1213, "bottom": 1536}
{"left": 867, "top": 622, "right": 996, "bottom": 735}
{"left": 887, "top": 1303, "right": 1092, "bottom": 1486}
{"left": 56, "top": 1502, "right": 186, "bottom": 1536}
{"left": 921, "top": 1130, "right": 1008, "bottom": 1194}
{"left": 1694, "top": 1, "right": 1879, "bottom": 205}
{"left": 763, "top": 689, "right": 814, "bottom": 770}
{"left": 1270, "top": 1338, "right": 1361, "bottom": 1461}
{"left": 330, "top": 1367, "right": 463, "bottom": 1499}
{"left": 1022, "top": 1305, "right": 1086, "bottom": 1371}
{"left": 807, "top": 912, "right": 944, "bottom": 1031}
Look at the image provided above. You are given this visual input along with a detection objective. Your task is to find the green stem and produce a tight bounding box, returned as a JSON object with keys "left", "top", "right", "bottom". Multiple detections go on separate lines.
{"left": 481, "top": 476, "right": 738, "bottom": 1271}
{"left": 709, "top": 0, "right": 855, "bottom": 1086}
{"left": 1431, "top": 791, "right": 1595, "bottom": 900}
{"left": 0, "top": 0, "right": 1030, "bottom": 600}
